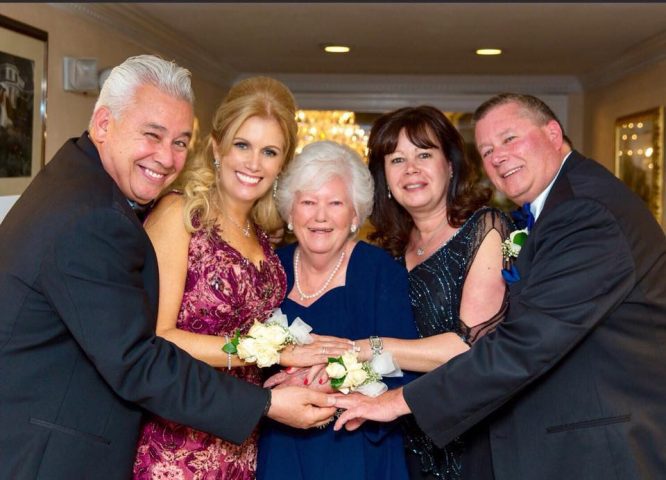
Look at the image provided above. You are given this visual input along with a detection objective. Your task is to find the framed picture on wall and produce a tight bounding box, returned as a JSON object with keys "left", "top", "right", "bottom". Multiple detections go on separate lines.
{"left": 615, "top": 107, "right": 664, "bottom": 227}
{"left": 0, "top": 14, "right": 47, "bottom": 195}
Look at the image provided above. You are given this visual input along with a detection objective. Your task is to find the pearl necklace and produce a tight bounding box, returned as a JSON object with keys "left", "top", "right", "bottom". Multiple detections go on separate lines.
{"left": 226, "top": 215, "right": 251, "bottom": 237}
{"left": 294, "top": 248, "right": 346, "bottom": 300}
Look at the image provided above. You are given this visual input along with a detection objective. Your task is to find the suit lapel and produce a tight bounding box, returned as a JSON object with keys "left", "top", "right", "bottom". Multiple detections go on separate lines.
{"left": 510, "top": 151, "right": 581, "bottom": 288}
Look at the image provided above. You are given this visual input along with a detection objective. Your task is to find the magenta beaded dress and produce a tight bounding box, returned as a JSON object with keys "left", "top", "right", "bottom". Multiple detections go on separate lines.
{"left": 133, "top": 219, "right": 286, "bottom": 480}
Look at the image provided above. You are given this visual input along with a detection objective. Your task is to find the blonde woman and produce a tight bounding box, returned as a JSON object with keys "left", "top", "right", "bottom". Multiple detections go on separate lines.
{"left": 132, "top": 77, "right": 349, "bottom": 480}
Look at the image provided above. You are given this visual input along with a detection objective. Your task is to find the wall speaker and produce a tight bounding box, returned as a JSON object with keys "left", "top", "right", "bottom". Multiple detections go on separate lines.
{"left": 63, "top": 57, "right": 99, "bottom": 93}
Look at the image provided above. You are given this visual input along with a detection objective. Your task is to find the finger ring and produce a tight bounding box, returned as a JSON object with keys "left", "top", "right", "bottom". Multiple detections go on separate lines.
{"left": 321, "top": 347, "right": 327, "bottom": 354}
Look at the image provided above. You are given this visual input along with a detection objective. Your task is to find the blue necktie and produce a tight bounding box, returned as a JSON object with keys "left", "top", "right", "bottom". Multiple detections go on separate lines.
{"left": 511, "top": 202, "right": 535, "bottom": 231}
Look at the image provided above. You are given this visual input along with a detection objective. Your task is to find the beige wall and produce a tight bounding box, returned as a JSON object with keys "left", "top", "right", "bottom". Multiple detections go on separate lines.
{"left": 0, "top": 4, "right": 225, "bottom": 163}
{"left": 584, "top": 60, "right": 666, "bottom": 171}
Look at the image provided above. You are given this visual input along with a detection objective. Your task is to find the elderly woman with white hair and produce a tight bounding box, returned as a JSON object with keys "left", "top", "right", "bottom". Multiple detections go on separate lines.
{"left": 256, "top": 140, "right": 418, "bottom": 480}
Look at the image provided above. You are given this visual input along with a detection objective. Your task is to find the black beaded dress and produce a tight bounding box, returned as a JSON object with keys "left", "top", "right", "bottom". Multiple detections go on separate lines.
{"left": 402, "top": 207, "right": 513, "bottom": 480}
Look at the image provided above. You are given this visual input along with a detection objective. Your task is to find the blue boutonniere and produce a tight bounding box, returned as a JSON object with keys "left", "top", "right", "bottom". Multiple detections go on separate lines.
{"left": 501, "top": 229, "right": 528, "bottom": 284}
{"left": 502, "top": 203, "right": 534, "bottom": 284}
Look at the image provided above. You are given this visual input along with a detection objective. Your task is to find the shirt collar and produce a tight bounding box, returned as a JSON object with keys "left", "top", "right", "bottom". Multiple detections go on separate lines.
{"left": 531, "top": 151, "right": 572, "bottom": 221}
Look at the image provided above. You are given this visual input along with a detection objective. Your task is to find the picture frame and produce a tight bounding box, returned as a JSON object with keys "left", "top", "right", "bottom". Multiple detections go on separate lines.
{"left": 615, "top": 107, "right": 665, "bottom": 227}
{"left": 0, "top": 14, "right": 47, "bottom": 195}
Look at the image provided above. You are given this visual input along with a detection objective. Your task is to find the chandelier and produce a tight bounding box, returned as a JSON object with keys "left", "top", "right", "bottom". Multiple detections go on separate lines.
{"left": 295, "top": 110, "right": 370, "bottom": 160}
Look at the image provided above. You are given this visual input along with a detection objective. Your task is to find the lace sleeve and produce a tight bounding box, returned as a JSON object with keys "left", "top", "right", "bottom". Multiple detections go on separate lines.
{"left": 459, "top": 207, "right": 514, "bottom": 345}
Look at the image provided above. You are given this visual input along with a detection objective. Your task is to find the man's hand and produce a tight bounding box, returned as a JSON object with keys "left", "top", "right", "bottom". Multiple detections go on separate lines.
{"left": 267, "top": 387, "right": 337, "bottom": 428}
{"left": 333, "top": 387, "right": 411, "bottom": 431}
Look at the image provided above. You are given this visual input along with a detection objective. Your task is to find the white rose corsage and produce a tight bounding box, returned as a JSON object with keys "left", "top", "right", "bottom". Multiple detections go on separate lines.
{"left": 223, "top": 308, "right": 313, "bottom": 368}
{"left": 501, "top": 228, "right": 529, "bottom": 261}
{"left": 325, "top": 350, "right": 402, "bottom": 397}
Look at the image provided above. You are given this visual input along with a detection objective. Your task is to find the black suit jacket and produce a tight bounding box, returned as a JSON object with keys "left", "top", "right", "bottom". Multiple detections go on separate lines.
{"left": 404, "top": 151, "right": 666, "bottom": 479}
{"left": 0, "top": 134, "right": 269, "bottom": 479}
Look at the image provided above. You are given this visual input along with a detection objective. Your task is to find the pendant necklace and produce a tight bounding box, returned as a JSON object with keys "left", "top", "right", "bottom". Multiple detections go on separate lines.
{"left": 226, "top": 215, "right": 251, "bottom": 237}
{"left": 415, "top": 221, "right": 448, "bottom": 256}
{"left": 294, "top": 248, "right": 346, "bottom": 300}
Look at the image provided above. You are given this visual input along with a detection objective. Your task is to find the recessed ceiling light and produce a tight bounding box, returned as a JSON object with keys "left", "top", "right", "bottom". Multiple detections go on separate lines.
{"left": 323, "top": 44, "right": 350, "bottom": 54}
{"left": 476, "top": 48, "right": 502, "bottom": 56}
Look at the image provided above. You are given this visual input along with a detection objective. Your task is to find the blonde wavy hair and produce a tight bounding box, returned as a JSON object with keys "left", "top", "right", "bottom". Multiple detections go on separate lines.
{"left": 173, "top": 76, "right": 298, "bottom": 233}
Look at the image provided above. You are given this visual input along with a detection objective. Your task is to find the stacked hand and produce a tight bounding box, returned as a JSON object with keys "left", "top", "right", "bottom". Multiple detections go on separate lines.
{"left": 278, "top": 333, "right": 354, "bottom": 368}
{"left": 267, "top": 387, "right": 338, "bottom": 429}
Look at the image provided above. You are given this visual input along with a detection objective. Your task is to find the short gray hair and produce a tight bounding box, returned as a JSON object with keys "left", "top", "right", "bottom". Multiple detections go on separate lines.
{"left": 90, "top": 54, "right": 193, "bottom": 127}
{"left": 276, "top": 140, "right": 374, "bottom": 227}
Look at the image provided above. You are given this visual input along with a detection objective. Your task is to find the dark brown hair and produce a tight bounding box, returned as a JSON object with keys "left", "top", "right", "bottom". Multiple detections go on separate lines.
{"left": 368, "top": 106, "right": 491, "bottom": 257}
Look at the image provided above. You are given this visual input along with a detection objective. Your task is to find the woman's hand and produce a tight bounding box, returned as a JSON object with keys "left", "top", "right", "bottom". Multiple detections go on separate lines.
{"left": 279, "top": 333, "right": 355, "bottom": 367}
{"left": 264, "top": 365, "right": 335, "bottom": 393}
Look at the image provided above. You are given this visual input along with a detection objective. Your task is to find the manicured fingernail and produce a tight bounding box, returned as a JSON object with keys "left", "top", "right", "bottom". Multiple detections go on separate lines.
{"left": 318, "top": 378, "right": 324, "bottom": 384}
{"left": 304, "top": 378, "right": 309, "bottom": 385}
{"left": 285, "top": 367, "right": 294, "bottom": 373}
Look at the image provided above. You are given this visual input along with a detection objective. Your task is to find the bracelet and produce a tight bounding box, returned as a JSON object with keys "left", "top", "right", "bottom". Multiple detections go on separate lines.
{"left": 224, "top": 335, "right": 232, "bottom": 370}
{"left": 369, "top": 336, "right": 383, "bottom": 357}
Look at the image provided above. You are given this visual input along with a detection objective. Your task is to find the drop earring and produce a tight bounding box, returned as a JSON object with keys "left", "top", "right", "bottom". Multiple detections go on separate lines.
{"left": 387, "top": 189, "right": 392, "bottom": 199}
{"left": 350, "top": 224, "right": 358, "bottom": 234}
{"left": 213, "top": 157, "right": 220, "bottom": 169}
{"left": 287, "top": 222, "right": 293, "bottom": 232}
{"left": 272, "top": 178, "right": 279, "bottom": 199}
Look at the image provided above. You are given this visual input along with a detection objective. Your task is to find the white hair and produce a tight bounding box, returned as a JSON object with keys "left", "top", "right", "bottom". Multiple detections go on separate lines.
{"left": 89, "top": 54, "right": 193, "bottom": 128}
{"left": 276, "top": 140, "right": 374, "bottom": 227}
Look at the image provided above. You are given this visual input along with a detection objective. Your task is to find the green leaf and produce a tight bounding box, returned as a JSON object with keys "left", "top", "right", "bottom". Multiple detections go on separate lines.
{"left": 513, "top": 231, "right": 528, "bottom": 246}
{"left": 328, "top": 356, "right": 343, "bottom": 365}
{"left": 222, "top": 343, "right": 237, "bottom": 355}
{"left": 331, "top": 376, "right": 345, "bottom": 389}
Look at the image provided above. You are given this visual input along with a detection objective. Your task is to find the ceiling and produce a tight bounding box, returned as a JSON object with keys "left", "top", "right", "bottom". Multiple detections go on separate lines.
{"left": 60, "top": 3, "right": 666, "bottom": 90}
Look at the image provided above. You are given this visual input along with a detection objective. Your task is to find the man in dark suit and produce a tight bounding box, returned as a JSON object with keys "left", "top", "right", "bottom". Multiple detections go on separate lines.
{"left": 335, "top": 93, "right": 666, "bottom": 479}
{"left": 0, "top": 54, "right": 336, "bottom": 479}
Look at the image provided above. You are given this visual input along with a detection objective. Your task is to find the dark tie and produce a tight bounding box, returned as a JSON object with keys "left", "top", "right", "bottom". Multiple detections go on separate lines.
{"left": 511, "top": 202, "right": 535, "bottom": 231}
{"left": 128, "top": 200, "right": 153, "bottom": 222}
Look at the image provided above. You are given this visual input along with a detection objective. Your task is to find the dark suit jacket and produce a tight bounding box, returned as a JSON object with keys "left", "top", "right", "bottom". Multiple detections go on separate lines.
{"left": 404, "top": 151, "right": 666, "bottom": 479}
{"left": 0, "top": 134, "right": 269, "bottom": 479}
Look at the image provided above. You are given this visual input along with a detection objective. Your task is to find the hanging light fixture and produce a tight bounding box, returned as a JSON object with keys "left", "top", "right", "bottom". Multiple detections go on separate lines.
{"left": 295, "top": 110, "right": 369, "bottom": 160}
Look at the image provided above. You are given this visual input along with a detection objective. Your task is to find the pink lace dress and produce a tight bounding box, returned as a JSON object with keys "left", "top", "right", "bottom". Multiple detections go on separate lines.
{"left": 133, "top": 221, "right": 286, "bottom": 480}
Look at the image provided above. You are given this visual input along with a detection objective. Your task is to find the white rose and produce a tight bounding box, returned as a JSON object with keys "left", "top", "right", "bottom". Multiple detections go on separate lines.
{"left": 342, "top": 367, "right": 368, "bottom": 389}
{"left": 326, "top": 362, "right": 347, "bottom": 379}
{"left": 260, "top": 324, "right": 289, "bottom": 348}
{"left": 236, "top": 337, "right": 260, "bottom": 363}
{"left": 248, "top": 321, "right": 268, "bottom": 339}
{"left": 341, "top": 351, "right": 362, "bottom": 369}
{"left": 253, "top": 342, "right": 280, "bottom": 368}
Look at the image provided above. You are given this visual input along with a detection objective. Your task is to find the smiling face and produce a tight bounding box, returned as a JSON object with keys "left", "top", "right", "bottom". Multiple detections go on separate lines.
{"left": 214, "top": 115, "right": 286, "bottom": 208}
{"left": 383, "top": 128, "right": 452, "bottom": 216}
{"left": 91, "top": 84, "right": 193, "bottom": 204}
{"left": 290, "top": 175, "right": 358, "bottom": 257}
{"left": 475, "top": 102, "right": 564, "bottom": 205}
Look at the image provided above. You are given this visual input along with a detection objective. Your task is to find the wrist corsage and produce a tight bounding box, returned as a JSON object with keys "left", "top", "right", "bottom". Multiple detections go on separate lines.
{"left": 325, "top": 350, "right": 402, "bottom": 397}
{"left": 223, "top": 308, "right": 313, "bottom": 368}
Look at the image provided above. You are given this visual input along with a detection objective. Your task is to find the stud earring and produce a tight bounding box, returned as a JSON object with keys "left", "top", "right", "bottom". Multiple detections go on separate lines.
{"left": 213, "top": 157, "right": 220, "bottom": 169}
{"left": 350, "top": 224, "right": 358, "bottom": 234}
{"left": 272, "top": 178, "right": 278, "bottom": 199}
{"left": 287, "top": 222, "right": 293, "bottom": 232}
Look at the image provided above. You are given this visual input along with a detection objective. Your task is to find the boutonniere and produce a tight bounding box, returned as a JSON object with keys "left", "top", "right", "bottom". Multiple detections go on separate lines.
{"left": 502, "top": 228, "right": 529, "bottom": 261}
{"left": 501, "top": 228, "right": 529, "bottom": 285}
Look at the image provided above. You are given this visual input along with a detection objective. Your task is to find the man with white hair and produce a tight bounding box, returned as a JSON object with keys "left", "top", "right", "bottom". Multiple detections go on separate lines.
{"left": 0, "top": 54, "right": 336, "bottom": 479}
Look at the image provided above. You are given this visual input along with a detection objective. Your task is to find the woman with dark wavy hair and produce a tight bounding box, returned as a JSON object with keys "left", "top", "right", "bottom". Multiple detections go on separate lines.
{"left": 358, "top": 106, "right": 513, "bottom": 479}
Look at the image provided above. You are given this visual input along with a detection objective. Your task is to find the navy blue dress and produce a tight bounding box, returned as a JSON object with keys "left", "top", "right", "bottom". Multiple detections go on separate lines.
{"left": 257, "top": 241, "right": 419, "bottom": 480}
